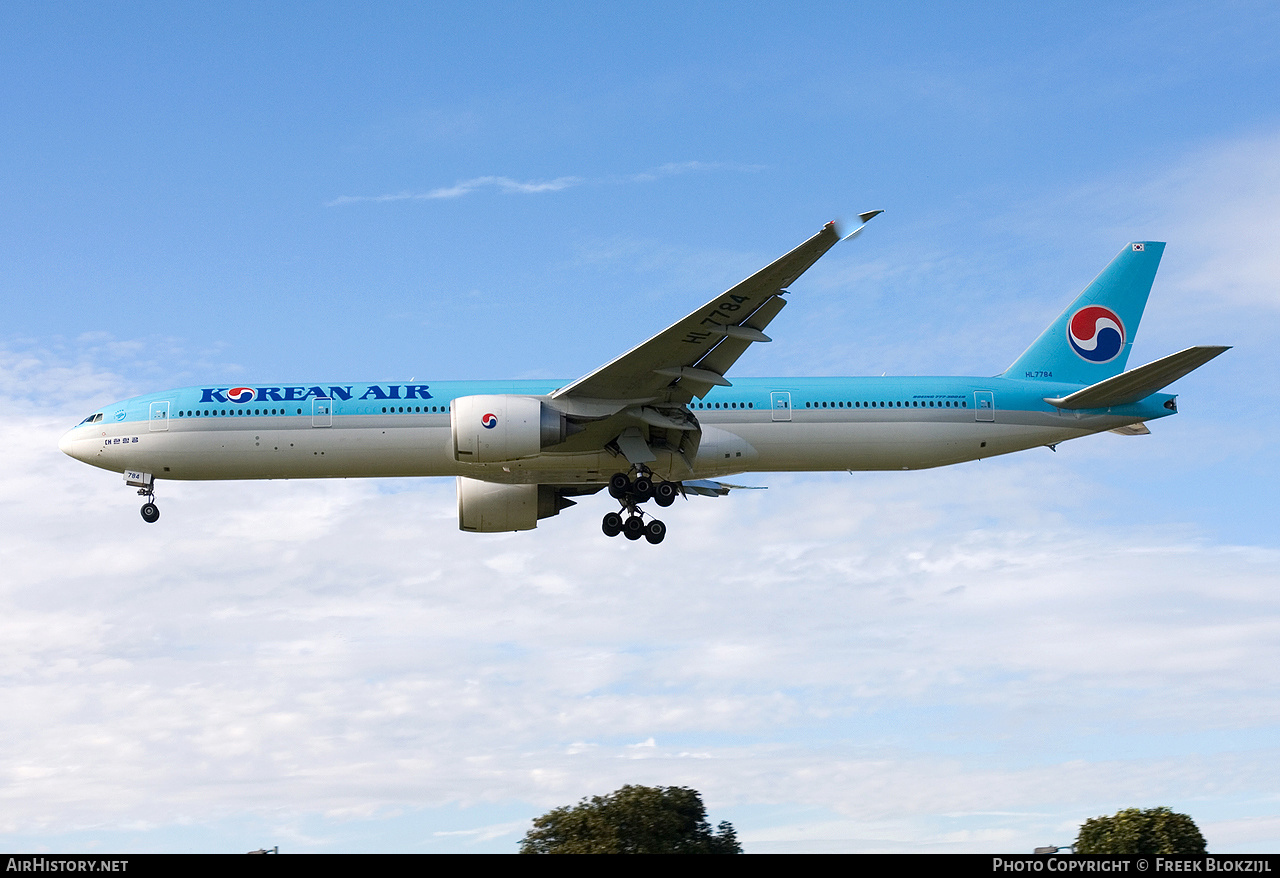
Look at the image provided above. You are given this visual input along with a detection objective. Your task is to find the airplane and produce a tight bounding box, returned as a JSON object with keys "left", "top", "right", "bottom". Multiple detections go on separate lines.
{"left": 59, "top": 213, "right": 1228, "bottom": 544}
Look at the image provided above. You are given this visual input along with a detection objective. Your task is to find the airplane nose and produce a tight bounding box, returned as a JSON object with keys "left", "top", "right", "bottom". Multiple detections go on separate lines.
{"left": 59, "top": 428, "right": 84, "bottom": 461}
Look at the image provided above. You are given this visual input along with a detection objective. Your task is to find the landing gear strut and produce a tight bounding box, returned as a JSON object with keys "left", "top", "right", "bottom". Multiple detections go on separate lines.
{"left": 138, "top": 485, "right": 160, "bottom": 523}
{"left": 600, "top": 468, "right": 677, "bottom": 544}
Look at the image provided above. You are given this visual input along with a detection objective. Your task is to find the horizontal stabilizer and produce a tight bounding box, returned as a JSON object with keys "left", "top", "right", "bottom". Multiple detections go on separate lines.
{"left": 1045, "top": 345, "right": 1230, "bottom": 410}
{"left": 681, "top": 479, "right": 766, "bottom": 497}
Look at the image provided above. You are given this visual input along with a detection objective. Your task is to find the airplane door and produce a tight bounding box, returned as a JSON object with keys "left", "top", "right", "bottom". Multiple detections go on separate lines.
{"left": 148, "top": 401, "right": 170, "bottom": 432}
{"left": 312, "top": 398, "right": 332, "bottom": 427}
{"left": 770, "top": 391, "right": 792, "bottom": 422}
{"left": 974, "top": 391, "right": 995, "bottom": 422}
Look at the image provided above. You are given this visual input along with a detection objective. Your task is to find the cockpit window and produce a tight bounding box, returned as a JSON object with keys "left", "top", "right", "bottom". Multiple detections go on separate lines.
{"left": 78, "top": 413, "right": 104, "bottom": 425}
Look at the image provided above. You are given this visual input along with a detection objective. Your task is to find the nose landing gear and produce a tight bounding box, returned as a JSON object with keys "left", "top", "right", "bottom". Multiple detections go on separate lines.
{"left": 137, "top": 485, "right": 160, "bottom": 523}
{"left": 600, "top": 468, "right": 677, "bottom": 544}
{"left": 125, "top": 471, "right": 161, "bottom": 524}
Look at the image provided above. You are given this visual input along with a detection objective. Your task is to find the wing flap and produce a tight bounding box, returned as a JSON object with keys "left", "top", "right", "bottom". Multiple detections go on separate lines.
{"left": 615, "top": 426, "right": 657, "bottom": 464}
{"left": 689, "top": 295, "right": 789, "bottom": 390}
{"left": 1109, "top": 422, "right": 1151, "bottom": 436}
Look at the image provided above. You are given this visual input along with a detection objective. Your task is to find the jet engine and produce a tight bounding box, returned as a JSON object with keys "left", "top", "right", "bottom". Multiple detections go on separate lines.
{"left": 456, "top": 477, "right": 579, "bottom": 532}
{"left": 451, "top": 395, "right": 571, "bottom": 463}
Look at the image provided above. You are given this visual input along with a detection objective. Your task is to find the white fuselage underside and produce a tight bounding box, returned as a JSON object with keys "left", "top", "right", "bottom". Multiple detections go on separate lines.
{"left": 63, "top": 407, "right": 1128, "bottom": 485}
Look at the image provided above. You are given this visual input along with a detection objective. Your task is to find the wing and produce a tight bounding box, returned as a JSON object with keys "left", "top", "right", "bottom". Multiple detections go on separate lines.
{"left": 552, "top": 213, "right": 881, "bottom": 405}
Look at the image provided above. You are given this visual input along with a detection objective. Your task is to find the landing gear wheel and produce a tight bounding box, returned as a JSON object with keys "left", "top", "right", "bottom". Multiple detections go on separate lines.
{"left": 602, "top": 511, "right": 623, "bottom": 537}
{"left": 654, "top": 481, "right": 677, "bottom": 507}
{"left": 643, "top": 518, "right": 666, "bottom": 544}
{"left": 632, "top": 476, "right": 654, "bottom": 502}
{"left": 140, "top": 502, "right": 160, "bottom": 523}
{"left": 622, "top": 515, "right": 644, "bottom": 540}
{"left": 608, "top": 472, "right": 631, "bottom": 499}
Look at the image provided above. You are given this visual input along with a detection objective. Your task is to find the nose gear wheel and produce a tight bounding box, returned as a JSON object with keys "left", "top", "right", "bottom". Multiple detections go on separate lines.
{"left": 137, "top": 484, "right": 160, "bottom": 524}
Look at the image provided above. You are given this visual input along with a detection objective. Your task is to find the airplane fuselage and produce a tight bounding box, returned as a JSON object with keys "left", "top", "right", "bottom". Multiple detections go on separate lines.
{"left": 59, "top": 375, "right": 1176, "bottom": 484}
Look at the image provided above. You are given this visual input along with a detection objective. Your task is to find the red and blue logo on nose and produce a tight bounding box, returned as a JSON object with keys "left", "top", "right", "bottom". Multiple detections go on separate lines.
{"left": 481, "top": 412, "right": 498, "bottom": 429}
{"left": 1067, "top": 306, "right": 1125, "bottom": 363}
{"left": 227, "top": 387, "right": 257, "bottom": 403}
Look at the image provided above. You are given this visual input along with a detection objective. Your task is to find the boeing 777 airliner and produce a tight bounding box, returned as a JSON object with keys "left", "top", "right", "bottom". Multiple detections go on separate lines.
{"left": 59, "top": 213, "right": 1228, "bottom": 543}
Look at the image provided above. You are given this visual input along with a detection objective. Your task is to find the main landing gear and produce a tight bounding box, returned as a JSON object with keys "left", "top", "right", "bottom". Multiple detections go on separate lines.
{"left": 601, "top": 469, "right": 676, "bottom": 544}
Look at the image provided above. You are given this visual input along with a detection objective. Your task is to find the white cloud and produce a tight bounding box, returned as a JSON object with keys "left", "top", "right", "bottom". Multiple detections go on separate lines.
{"left": 432, "top": 820, "right": 529, "bottom": 843}
{"left": 327, "top": 175, "right": 583, "bottom": 206}
{"left": 1154, "top": 132, "right": 1280, "bottom": 310}
{"left": 325, "top": 161, "right": 763, "bottom": 207}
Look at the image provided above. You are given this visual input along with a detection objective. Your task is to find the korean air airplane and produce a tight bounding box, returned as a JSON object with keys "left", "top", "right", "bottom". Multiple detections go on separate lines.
{"left": 59, "top": 213, "right": 1228, "bottom": 544}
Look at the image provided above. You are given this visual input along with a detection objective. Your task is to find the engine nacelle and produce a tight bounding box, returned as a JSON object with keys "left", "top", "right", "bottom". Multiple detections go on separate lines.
{"left": 451, "top": 395, "right": 569, "bottom": 463}
{"left": 456, "top": 478, "right": 576, "bottom": 533}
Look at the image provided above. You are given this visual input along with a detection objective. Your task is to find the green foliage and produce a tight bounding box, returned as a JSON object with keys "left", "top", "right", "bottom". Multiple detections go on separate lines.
{"left": 1075, "top": 807, "right": 1207, "bottom": 855}
{"left": 520, "top": 785, "right": 742, "bottom": 854}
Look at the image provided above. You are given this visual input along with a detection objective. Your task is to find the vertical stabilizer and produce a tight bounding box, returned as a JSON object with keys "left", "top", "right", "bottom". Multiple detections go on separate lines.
{"left": 1004, "top": 242, "right": 1164, "bottom": 385}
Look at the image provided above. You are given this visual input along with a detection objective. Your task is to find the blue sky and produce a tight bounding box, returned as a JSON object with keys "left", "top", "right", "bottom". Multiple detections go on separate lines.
{"left": 2, "top": 2, "right": 1278, "bottom": 853}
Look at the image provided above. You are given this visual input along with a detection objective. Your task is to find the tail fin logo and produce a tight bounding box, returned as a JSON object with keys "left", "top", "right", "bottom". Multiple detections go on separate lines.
{"left": 1067, "top": 306, "right": 1125, "bottom": 363}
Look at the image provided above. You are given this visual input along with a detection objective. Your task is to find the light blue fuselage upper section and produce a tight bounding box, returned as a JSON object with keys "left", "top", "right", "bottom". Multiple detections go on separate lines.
{"left": 87, "top": 376, "right": 1177, "bottom": 425}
